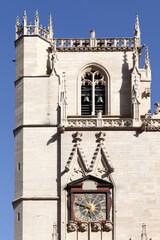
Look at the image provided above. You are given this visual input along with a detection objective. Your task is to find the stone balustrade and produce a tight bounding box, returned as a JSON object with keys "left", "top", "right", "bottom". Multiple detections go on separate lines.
{"left": 59, "top": 117, "right": 160, "bottom": 131}
{"left": 142, "top": 118, "right": 160, "bottom": 131}
{"left": 55, "top": 37, "right": 135, "bottom": 51}
{"left": 16, "top": 26, "right": 135, "bottom": 51}
{"left": 61, "top": 116, "right": 133, "bottom": 128}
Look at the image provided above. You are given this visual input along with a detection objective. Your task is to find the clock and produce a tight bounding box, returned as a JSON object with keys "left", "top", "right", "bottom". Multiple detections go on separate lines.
{"left": 66, "top": 175, "right": 113, "bottom": 225}
{"left": 73, "top": 193, "right": 107, "bottom": 222}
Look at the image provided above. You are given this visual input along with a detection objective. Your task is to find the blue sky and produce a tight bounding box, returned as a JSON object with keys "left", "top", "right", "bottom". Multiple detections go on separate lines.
{"left": 1, "top": 1, "right": 160, "bottom": 239}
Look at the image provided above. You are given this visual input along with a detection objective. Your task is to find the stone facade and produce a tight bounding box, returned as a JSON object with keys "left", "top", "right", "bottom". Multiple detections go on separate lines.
{"left": 13, "top": 11, "right": 160, "bottom": 240}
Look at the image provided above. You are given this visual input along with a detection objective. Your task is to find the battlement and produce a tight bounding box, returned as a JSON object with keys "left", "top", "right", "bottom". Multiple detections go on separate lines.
{"left": 15, "top": 11, "right": 141, "bottom": 51}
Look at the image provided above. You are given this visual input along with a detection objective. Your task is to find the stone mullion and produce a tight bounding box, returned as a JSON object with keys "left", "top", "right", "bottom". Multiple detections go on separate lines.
{"left": 92, "top": 73, "right": 95, "bottom": 115}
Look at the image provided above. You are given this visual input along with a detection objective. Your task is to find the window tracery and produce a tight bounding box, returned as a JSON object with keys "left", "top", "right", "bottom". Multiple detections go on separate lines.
{"left": 81, "top": 70, "right": 106, "bottom": 115}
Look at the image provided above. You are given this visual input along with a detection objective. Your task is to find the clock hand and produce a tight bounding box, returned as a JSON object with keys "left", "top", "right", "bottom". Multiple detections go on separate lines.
{"left": 75, "top": 201, "right": 90, "bottom": 209}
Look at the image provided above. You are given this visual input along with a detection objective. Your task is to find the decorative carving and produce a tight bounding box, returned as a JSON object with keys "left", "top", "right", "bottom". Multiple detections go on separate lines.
{"left": 52, "top": 223, "right": 58, "bottom": 240}
{"left": 66, "top": 117, "right": 133, "bottom": 128}
{"left": 134, "top": 13, "right": 141, "bottom": 47}
{"left": 95, "top": 131, "right": 106, "bottom": 142}
{"left": 65, "top": 131, "right": 114, "bottom": 180}
{"left": 15, "top": 11, "right": 54, "bottom": 41}
{"left": 141, "top": 223, "right": 148, "bottom": 240}
{"left": 67, "top": 221, "right": 77, "bottom": 232}
{"left": 48, "top": 14, "right": 53, "bottom": 39}
{"left": 65, "top": 132, "right": 89, "bottom": 180}
{"left": 72, "top": 131, "right": 82, "bottom": 142}
{"left": 91, "top": 222, "right": 101, "bottom": 232}
{"left": 47, "top": 39, "right": 58, "bottom": 74}
{"left": 142, "top": 119, "right": 160, "bottom": 131}
{"left": 77, "top": 222, "right": 88, "bottom": 232}
{"left": 142, "top": 88, "right": 150, "bottom": 98}
{"left": 67, "top": 221, "right": 113, "bottom": 233}
{"left": 58, "top": 124, "right": 65, "bottom": 133}
{"left": 56, "top": 38, "right": 135, "bottom": 52}
{"left": 144, "top": 47, "right": 150, "bottom": 70}
{"left": 88, "top": 132, "right": 114, "bottom": 176}
{"left": 154, "top": 102, "right": 160, "bottom": 115}
{"left": 132, "top": 76, "right": 140, "bottom": 104}
{"left": 102, "top": 221, "right": 113, "bottom": 232}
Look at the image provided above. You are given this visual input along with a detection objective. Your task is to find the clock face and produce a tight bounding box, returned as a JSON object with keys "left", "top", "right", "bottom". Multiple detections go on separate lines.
{"left": 73, "top": 193, "right": 106, "bottom": 222}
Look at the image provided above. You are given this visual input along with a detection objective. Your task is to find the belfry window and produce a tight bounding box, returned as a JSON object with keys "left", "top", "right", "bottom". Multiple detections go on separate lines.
{"left": 81, "top": 70, "right": 106, "bottom": 115}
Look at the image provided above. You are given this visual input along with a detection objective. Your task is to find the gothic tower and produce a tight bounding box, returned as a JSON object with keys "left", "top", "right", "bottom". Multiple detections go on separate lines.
{"left": 13, "top": 11, "right": 160, "bottom": 240}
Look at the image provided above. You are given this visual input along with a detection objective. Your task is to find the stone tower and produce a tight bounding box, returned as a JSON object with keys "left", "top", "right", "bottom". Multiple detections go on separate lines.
{"left": 13, "top": 11, "right": 160, "bottom": 240}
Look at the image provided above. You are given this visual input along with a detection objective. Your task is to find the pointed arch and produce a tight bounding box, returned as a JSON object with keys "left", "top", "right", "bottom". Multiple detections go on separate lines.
{"left": 77, "top": 63, "right": 111, "bottom": 116}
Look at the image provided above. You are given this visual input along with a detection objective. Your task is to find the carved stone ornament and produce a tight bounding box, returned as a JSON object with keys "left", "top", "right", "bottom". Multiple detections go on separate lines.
{"left": 67, "top": 221, "right": 77, "bottom": 232}
{"left": 72, "top": 131, "right": 82, "bottom": 142}
{"left": 101, "top": 221, "right": 113, "bottom": 232}
{"left": 95, "top": 131, "right": 106, "bottom": 142}
{"left": 77, "top": 222, "right": 88, "bottom": 232}
{"left": 52, "top": 223, "right": 58, "bottom": 240}
{"left": 91, "top": 222, "right": 101, "bottom": 232}
{"left": 67, "top": 221, "right": 113, "bottom": 233}
{"left": 132, "top": 77, "right": 140, "bottom": 104}
{"left": 154, "top": 102, "right": 160, "bottom": 115}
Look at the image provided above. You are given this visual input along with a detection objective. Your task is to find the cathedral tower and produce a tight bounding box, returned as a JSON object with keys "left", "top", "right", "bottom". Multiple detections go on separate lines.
{"left": 13, "top": 11, "right": 160, "bottom": 240}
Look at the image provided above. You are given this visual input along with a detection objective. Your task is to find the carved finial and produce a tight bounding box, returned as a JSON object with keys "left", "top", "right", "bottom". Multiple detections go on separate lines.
{"left": 144, "top": 46, "right": 151, "bottom": 80}
{"left": 72, "top": 132, "right": 82, "bottom": 143}
{"left": 95, "top": 131, "right": 106, "bottom": 142}
{"left": 34, "top": 10, "right": 39, "bottom": 35}
{"left": 23, "top": 10, "right": 27, "bottom": 26}
{"left": 15, "top": 16, "right": 21, "bottom": 40}
{"left": 48, "top": 14, "right": 53, "bottom": 39}
{"left": 134, "top": 13, "right": 141, "bottom": 46}
{"left": 16, "top": 16, "right": 20, "bottom": 27}
{"left": 145, "top": 47, "right": 150, "bottom": 69}
{"left": 141, "top": 223, "right": 148, "bottom": 240}
{"left": 144, "top": 47, "right": 151, "bottom": 80}
{"left": 23, "top": 10, "right": 27, "bottom": 35}
{"left": 34, "top": 10, "right": 39, "bottom": 26}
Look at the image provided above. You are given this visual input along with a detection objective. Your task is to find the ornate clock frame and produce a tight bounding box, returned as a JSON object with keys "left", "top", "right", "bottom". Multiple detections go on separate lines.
{"left": 66, "top": 175, "right": 113, "bottom": 233}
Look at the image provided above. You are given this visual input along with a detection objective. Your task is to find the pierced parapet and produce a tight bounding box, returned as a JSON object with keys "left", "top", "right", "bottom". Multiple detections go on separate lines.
{"left": 15, "top": 10, "right": 54, "bottom": 42}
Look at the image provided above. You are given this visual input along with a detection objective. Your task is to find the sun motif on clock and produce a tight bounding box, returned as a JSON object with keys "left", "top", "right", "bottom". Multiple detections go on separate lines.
{"left": 73, "top": 193, "right": 106, "bottom": 221}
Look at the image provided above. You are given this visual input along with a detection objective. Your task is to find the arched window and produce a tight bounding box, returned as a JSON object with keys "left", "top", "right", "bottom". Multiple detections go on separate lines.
{"left": 81, "top": 70, "right": 106, "bottom": 115}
